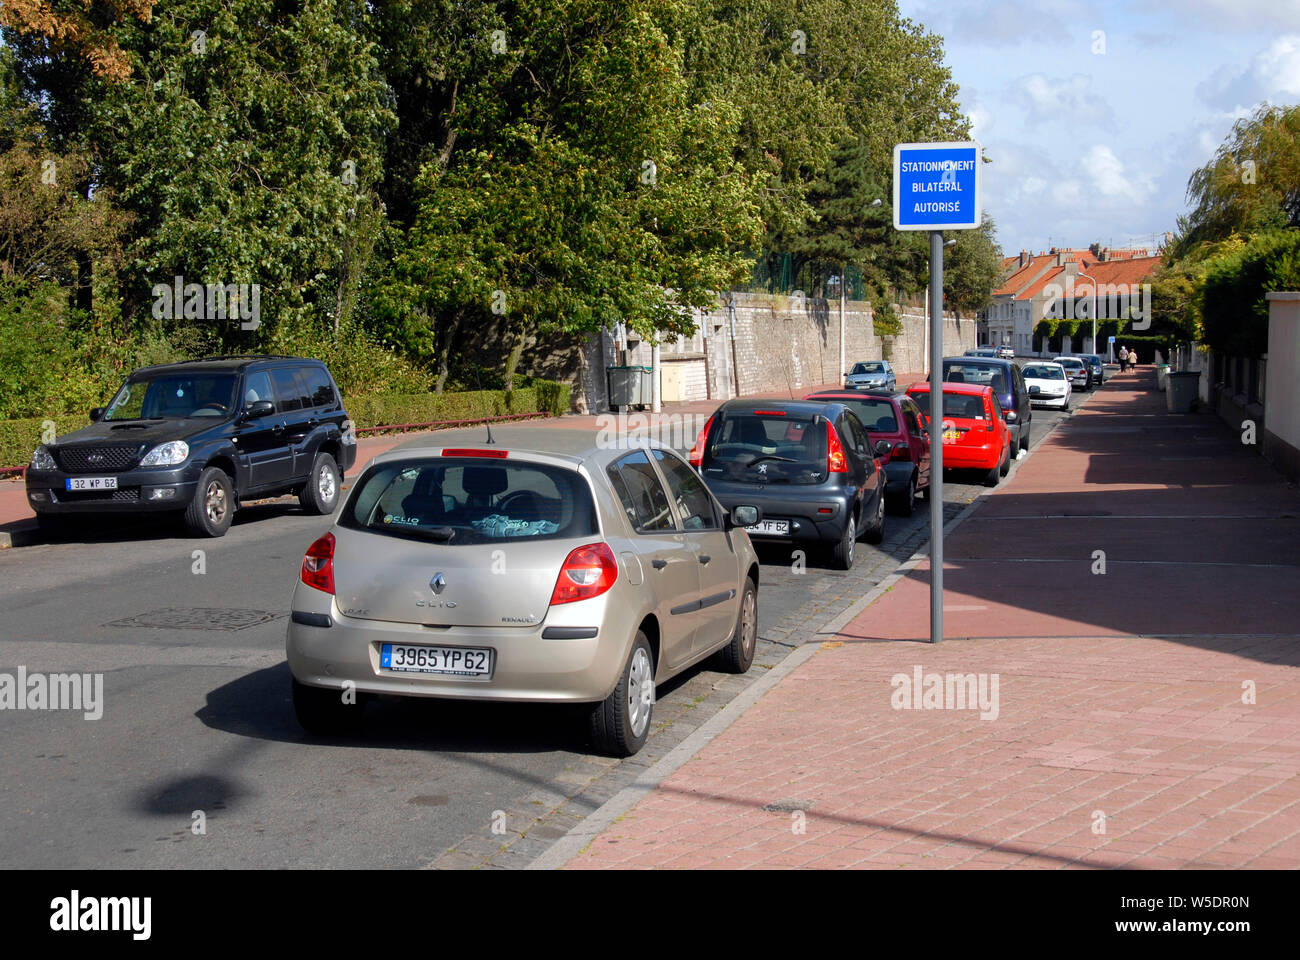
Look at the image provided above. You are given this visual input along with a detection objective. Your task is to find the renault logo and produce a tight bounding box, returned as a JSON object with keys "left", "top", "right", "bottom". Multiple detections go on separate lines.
{"left": 430, "top": 573, "right": 446, "bottom": 594}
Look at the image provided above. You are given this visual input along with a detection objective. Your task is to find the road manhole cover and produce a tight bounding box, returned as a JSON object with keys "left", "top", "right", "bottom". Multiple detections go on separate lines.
{"left": 105, "top": 608, "right": 285, "bottom": 631}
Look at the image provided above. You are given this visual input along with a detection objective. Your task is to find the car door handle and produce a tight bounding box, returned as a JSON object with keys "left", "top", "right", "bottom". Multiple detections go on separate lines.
{"left": 698, "top": 555, "right": 711, "bottom": 565}
{"left": 651, "top": 559, "right": 667, "bottom": 570}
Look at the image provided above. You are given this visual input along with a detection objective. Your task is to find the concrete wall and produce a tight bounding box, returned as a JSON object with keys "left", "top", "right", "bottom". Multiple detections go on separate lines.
{"left": 1263, "top": 293, "right": 1300, "bottom": 482}
{"left": 565, "top": 292, "right": 975, "bottom": 412}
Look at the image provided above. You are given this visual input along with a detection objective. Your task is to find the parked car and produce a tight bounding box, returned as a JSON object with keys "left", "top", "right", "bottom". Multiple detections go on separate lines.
{"left": 1077, "top": 353, "right": 1106, "bottom": 385}
{"left": 26, "top": 355, "right": 356, "bottom": 537}
{"left": 804, "top": 389, "right": 931, "bottom": 516}
{"left": 965, "top": 348, "right": 998, "bottom": 358}
{"left": 689, "top": 398, "right": 886, "bottom": 569}
{"left": 906, "top": 382, "right": 1011, "bottom": 487}
{"left": 844, "top": 360, "right": 897, "bottom": 391}
{"left": 1054, "top": 356, "right": 1092, "bottom": 389}
{"left": 286, "top": 428, "right": 761, "bottom": 758}
{"left": 939, "top": 356, "right": 1033, "bottom": 456}
{"left": 1021, "top": 362, "right": 1071, "bottom": 410}
{"left": 997, "top": 345, "right": 1016, "bottom": 360}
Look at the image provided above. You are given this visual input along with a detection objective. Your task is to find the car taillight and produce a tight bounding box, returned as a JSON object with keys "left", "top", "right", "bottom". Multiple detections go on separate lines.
{"left": 688, "top": 415, "right": 713, "bottom": 468}
{"left": 890, "top": 443, "right": 911, "bottom": 462}
{"left": 300, "top": 532, "right": 335, "bottom": 594}
{"left": 826, "top": 421, "right": 847, "bottom": 473}
{"left": 550, "top": 542, "right": 619, "bottom": 605}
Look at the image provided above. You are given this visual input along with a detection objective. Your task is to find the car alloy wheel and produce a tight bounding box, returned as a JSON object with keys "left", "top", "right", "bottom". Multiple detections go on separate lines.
{"left": 205, "top": 479, "right": 228, "bottom": 526}
{"left": 716, "top": 578, "right": 759, "bottom": 674}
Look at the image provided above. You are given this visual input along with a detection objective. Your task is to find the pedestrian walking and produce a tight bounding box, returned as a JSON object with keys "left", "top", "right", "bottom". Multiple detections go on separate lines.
{"left": 1118, "top": 345, "right": 1129, "bottom": 372}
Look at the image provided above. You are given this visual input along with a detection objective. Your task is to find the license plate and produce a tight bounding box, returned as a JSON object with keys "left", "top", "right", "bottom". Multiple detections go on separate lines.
{"left": 942, "top": 430, "right": 962, "bottom": 442}
{"left": 744, "top": 519, "right": 790, "bottom": 536}
{"left": 65, "top": 477, "right": 118, "bottom": 491}
{"left": 381, "top": 644, "right": 492, "bottom": 677}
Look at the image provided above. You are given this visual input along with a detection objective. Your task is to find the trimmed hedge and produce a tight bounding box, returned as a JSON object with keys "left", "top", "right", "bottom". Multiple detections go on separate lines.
{"left": 0, "top": 415, "right": 91, "bottom": 471}
{"left": 0, "top": 380, "right": 572, "bottom": 469}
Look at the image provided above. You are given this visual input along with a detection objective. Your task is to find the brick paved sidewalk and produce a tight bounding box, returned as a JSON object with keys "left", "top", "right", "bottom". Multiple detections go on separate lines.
{"left": 564, "top": 369, "right": 1300, "bottom": 869}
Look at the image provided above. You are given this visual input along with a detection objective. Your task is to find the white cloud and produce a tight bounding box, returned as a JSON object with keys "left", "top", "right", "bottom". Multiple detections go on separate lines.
{"left": 1197, "top": 35, "right": 1300, "bottom": 110}
{"left": 902, "top": 0, "right": 1089, "bottom": 47}
{"left": 1007, "top": 74, "right": 1116, "bottom": 127}
{"left": 1082, "top": 145, "right": 1154, "bottom": 203}
{"left": 1150, "top": 0, "right": 1300, "bottom": 32}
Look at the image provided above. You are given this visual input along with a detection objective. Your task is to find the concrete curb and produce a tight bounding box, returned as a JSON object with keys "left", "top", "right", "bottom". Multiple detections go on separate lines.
{"left": 527, "top": 384, "right": 1100, "bottom": 869}
{"left": 0, "top": 521, "right": 41, "bottom": 549}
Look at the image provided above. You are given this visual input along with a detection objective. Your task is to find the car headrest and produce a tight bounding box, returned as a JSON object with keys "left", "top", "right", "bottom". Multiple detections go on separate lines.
{"left": 463, "top": 466, "right": 509, "bottom": 498}
{"left": 411, "top": 471, "right": 442, "bottom": 498}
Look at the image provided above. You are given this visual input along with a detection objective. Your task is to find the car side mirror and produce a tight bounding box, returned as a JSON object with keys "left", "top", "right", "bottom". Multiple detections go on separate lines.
{"left": 727, "top": 505, "right": 762, "bottom": 529}
{"left": 873, "top": 439, "right": 893, "bottom": 457}
{"left": 1029, "top": 385, "right": 1041, "bottom": 395}
{"left": 244, "top": 400, "right": 275, "bottom": 419}
{"left": 89, "top": 407, "right": 105, "bottom": 422}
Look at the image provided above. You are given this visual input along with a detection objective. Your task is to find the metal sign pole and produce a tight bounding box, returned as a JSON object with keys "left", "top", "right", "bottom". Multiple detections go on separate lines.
{"left": 929, "top": 230, "right": 944, "bottom": 644}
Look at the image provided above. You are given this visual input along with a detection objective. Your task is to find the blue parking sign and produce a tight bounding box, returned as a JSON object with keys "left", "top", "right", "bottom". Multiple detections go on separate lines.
{"left": 893, "top": 142, "right": 982, "bottom": 231}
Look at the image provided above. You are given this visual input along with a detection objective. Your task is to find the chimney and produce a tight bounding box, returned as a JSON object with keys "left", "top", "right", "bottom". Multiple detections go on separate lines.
{"left": 1055, "top": 251, "right": 1066, "bottom": 266}
{"left": 1019, "top": 250, "right": 1030, "bottom": 268}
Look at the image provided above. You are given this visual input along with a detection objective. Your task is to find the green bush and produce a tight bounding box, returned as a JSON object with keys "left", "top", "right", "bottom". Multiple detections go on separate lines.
{"left": 1201, "top": 229, "right": 1300, "bottom": 355}
{"left": 346, "top": 378, "right": 569, "bottom": 430}
{"left": 0, "top": 415, "right": 90, "bottom": 469}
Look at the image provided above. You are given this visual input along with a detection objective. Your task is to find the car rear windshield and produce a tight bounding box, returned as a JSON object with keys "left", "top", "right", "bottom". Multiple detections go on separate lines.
{"left": 833, "top": 397, "right": 899, "bottom": 434}
{"left": 909, "top": 391, "right": 989, "bottom": 420}
{"left": 339, "top": 458, "right": 597, "bottom": 545}
{"left": 942, "top": 362, "right": 1006, "bottom": 395}
{"left": 701, "top": 410, "right": 828, "bottom": 484}
{"left": 1022, "top": 365, "right": 1065, "bottom": 380}
{"left": 103, "top": 373, "right": 238, "bottom": 420}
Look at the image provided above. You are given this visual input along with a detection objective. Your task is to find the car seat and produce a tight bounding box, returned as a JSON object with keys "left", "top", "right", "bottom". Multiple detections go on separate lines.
{"left": 461, "top": 466, "right": 509, "bottom": 520}
{"left": 401, "top": 471, "right": 449, "bottom": 524}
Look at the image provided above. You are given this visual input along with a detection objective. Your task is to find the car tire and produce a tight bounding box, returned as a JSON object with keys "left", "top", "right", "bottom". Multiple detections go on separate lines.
{"left": 292, "top": 678, "right": 366, "bottom": 736}
{"left": 829, "top": 512, "right": 857, "bottom": 569}
{"left": 1018, "top": 427, "right": 1030, "bottom": 455}
{"left": 1000, "top": 441, "right": 1011, "bottom": 476}
{"left": 299, "top": 452, "right": 341, "bottom": 515}
{"left": 892, "top": 474, "right": 917, "bottom": 517}
{"left": 984, "top": 449, "right": 1004, "bottom": 487}
{"left": 865, "top": 489, "right": 886, "bottom": 544}
{"left": 183, "top": 466, "right": 235, "bottom": 537}
{"left": 715, "top": 578, "right": 758, "bottom": 674}
{"left": 589, "top": 631, "right": 655, "bottom": 757}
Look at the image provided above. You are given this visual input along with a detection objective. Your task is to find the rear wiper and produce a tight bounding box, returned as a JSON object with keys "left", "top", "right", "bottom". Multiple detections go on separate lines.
{"left": 744, "top": 455, "right": 797, "bottom": 468}
{"left": 373, "top": 523, "right": 456, "bottom": 542}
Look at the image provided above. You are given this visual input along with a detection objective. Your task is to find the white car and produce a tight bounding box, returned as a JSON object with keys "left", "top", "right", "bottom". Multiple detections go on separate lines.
{"left": 1021, "top": 362, "right": 1071, "bottom": 410}
{"left": 996, "top": 345, "right": 1015, "bottom": 360}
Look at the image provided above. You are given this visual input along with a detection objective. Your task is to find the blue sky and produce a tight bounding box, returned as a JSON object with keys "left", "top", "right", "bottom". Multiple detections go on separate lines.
{"left": 898, "top": 0, "right": 1300, "bottom": 256}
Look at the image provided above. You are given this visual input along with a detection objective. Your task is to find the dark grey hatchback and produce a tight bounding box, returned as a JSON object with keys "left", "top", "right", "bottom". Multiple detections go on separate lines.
{"left": 689, "top": 398, "right": 886, "bottom": 569}
{"left": 25, "top": 355, "right": 356, "bottom": 537}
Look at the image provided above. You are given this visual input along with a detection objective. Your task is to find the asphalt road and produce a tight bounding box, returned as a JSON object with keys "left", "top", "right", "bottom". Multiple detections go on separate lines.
{"left": 0, "top": 388, "right": 1086, "bottom": 868}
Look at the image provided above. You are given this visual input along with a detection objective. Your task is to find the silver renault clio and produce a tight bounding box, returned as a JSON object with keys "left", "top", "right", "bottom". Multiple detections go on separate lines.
{"left": 285, "top": 427, "right": 761, "bottom": 756}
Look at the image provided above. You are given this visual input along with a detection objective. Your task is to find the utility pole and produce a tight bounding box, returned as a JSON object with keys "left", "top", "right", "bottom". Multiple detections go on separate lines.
{"left": 928, "top": 231, "right": 945, "bottom": 645}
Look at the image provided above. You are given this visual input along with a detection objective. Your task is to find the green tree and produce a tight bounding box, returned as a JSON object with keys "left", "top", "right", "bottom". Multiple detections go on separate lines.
{"left": 1171, "top": 103, "right": 1300, "bottom": 257}
{"left": 373, "top": 0, "right": 762, "bottom": 392}
{"left": 943, "top": 215, "right": 1002, "bottom": 318}
{"left": 78, "top": 0, "right": 394, "bottom": 340}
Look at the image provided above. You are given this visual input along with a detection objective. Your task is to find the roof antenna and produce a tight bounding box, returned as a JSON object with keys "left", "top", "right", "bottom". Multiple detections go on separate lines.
{"left": 473, "top": 365, "right": 495, "bottom": 444}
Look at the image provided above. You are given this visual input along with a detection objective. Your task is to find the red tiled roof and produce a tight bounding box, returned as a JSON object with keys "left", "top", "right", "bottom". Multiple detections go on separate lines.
{"left": 1070, "top": 256, "right": 1161, "bottom": 298}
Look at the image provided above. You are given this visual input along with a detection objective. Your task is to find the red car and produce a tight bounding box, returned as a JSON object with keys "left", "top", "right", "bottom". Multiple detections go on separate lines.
{"left": 905, "top": 382, "right": 1011, "bottom": 487}
{"left": 804, "top": 389, "right": 931, "bottom": 516}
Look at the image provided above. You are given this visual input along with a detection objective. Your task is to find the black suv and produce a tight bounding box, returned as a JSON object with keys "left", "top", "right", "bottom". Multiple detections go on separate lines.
{"left": 690, "top": 398, "right": 887, "bottom": 570}
{"left": 26, "top": 355, "right": 356, "bottom": 537}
